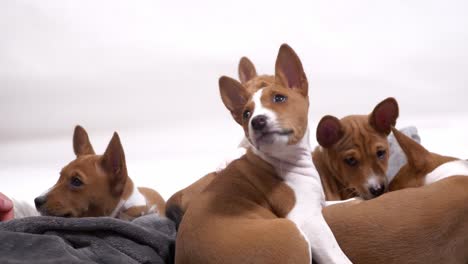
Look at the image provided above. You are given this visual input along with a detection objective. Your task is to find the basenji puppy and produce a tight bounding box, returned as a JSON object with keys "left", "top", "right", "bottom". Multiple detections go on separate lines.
{"left": 176, "top": 44, "right": 351, "bottom": 263}
{"left": 165, "top": 56, "right": 275, "bottom": 227}
{"left": 389, "top": 127, "right": 467, "bottom": 190}
{"left": 321, "top": 126, "right": 468, "bottom": 263}
{"left": 313, "top": 97, "right": 399, "bottom": 200}
{"left": 34, "top": 126, "right": 165, "bottom": 220}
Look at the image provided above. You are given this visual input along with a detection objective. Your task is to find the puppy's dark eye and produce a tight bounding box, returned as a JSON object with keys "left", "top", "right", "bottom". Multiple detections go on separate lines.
{"left": 344, "top": 157, "right": 358, "bottom": 167}
{"left": 377, "top": 150, "right": 386, "bottom": 160}
{"left": 70, "top": 177, "right": 83, "bottom": 187}
{"left": 273, "top": 94, "right": 287, "bottom": 103}
{"left": 243, "top": 110, "right": 251, "bottom": 120}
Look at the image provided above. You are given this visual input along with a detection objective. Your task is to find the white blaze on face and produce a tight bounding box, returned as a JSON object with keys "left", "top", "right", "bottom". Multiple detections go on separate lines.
{"left": 248, "top": 89, "right": 276, "bottom": 136}
{"left": 366, "top": 174, "right": 381, "bottom": 190}
{"left": 248, "top": 89, "right": 288, "bottom": 152}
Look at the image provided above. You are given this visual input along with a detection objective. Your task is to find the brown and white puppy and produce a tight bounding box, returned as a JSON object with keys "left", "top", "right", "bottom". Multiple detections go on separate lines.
{"left": 322, "top": 127, "right": 468, "bottom": 263}
{"left": 176, "top": 44, "right": 351, "bottom": 264}
{"left": 34, "top": 126, "right": 165, "bottom": 220}
{"left": 165, "top": 56, "right": 275, "bottom": 226}
{"left": 389, "top": 127, "right": 466, "bottom": 190}
{"left": 313, "top": 98, "right": 399, "bottom": 200}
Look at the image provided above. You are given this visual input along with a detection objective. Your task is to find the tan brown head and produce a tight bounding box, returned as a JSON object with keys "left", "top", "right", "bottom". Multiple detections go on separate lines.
{"left": 34, "top": 126, "right": 129, "bottom": 217}
{"left": 389, "top": 127, "right": 458, "bottom": 191}
{"left": 237, "top": 56, "right": 276, "bottom": 96}
{"left": 315, "top": 98, "right": 399, "bottom": 199}
{"left": 220, "top": 44, "right": 309, "bottom": 156}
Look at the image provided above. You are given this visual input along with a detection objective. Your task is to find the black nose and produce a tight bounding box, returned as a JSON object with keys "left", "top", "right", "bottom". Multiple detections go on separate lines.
{"left": 251, "top": 115, "right": 267, "bottom": 131}
{"left": 34, "top": 196, "right": 47, "bottom": 209}
{"left": 369, "top": 185, "right": 385, "bottom": 197}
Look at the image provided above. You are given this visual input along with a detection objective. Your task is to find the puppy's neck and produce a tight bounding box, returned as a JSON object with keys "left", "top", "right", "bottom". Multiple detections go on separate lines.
{"left": 251, "top": 129, "right": 315, "bottom": 178}
{"left": 109, "top": 177, "right": 148, "bottom": 219}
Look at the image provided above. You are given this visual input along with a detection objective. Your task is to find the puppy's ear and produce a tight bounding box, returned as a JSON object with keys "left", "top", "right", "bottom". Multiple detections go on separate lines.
{"left": 73, "top": 125, "right": 95, "bottom": 156}
{"left": 238, "top": 57, "right": 257, "bottom": 84}
{"left": 219, "top": 76, "right": 250, "bottom": 125}
{"left": 275, "top": 44, "right": 308, "bottom": 96}
{"left": 391, "top": 127, "right": 428, "bottom": 170}
{"left": 316, "top": 116, "right": 344, "bottom": 148}
{"left": 369, "top": 97, "right": 399, "bottom": 135}
{"left": 101, "top": 132, "right": 128, "bottom": 197}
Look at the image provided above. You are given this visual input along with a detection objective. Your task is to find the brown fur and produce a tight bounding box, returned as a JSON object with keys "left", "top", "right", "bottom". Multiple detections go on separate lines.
{"left": 321, "top": 126, "right": 468, "bottom": 263}
{"left": 176, "top": 44, "right": 311, "bottom": 263}
{"left": 165, "top": 172, "right": 217, "bottom": 225}
{"left": 313, "top": 98, "right": 399, "bottom": 200}
{"left": 176, "top": 150, "right": 309, "bottom": 264}
{"left": 324, "top": 176, "right": 468, "bottom": 263}
{"left": 35, "top": 126, "right": 165, "bottom": 219}
{"left": 389, "top": 127, "right": 458, "bottom": 191}
{"left": 165, "top": 56, "right": 275, "bottom": 225}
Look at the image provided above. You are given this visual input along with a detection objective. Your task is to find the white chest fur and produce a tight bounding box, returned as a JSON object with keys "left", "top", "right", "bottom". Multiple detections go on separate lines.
{"left": 425, "top": 160, "right": 468, "bottom": 185}
{"left": 110, "top": 186, "right": 154, "bottom": 218}
{"left": 123, "top": 186, "right": 147, "bottom": 210}
{"left": 251, "top": 130, "right": 351, "bottom": 264}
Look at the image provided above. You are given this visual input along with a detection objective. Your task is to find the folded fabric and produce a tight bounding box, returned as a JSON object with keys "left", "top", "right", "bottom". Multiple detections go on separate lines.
{"left": 0, "top": 214, "right": 175, "bottom": 264}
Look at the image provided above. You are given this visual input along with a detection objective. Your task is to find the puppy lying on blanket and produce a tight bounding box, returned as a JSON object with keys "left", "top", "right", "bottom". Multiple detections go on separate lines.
{"left": 0, "top": 214, "right": 176, "bottom": 264}
{"left": 35, "top": 126, "right": 165, "bottom": 220}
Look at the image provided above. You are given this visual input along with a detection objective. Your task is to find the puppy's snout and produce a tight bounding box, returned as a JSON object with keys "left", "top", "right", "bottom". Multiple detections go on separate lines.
{"left": 34, "top": 196, "right": 47, "bottom": 209}
{"left": 369, "top": 184, "right": 385, "bottom": 197}
{"left": 251, "top": 115, "right": 268, "bottom": 131}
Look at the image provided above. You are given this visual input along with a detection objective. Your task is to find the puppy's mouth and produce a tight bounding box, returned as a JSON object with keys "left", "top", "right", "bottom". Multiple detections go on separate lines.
{"left": 60, "top": 213, "right": 73, "bottom": 218}
{"left": 40, "top": 209, "right": 73, "bottom": 218}
{"left": 253, "top": 129, "right": 293, "bottom": 145}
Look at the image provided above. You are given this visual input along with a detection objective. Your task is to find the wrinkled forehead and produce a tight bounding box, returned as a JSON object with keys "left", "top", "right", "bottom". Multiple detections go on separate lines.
{"left": 335, "top": 117, "right": 389, "bottom": 151}
{"left": 244, "top": 75, "right": 276, "bottom": 94}
{"left": 341, "top": 116, "right": 386, "bottom": 139}
{"left": 62, "top": 155, "right": 102, "bottom": 174}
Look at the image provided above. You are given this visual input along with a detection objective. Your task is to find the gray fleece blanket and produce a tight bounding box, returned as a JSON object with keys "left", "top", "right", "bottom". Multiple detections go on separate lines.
{"left": 0, "top": 214, "right": 176, "bottom": 264}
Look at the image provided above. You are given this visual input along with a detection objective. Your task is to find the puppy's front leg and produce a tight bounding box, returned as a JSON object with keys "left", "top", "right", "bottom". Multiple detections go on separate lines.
{"left": 285, "top": 176, "right": 352, "bottom": 264}
{"left": 306, "top": 212, "right": 352, "bottom": 264}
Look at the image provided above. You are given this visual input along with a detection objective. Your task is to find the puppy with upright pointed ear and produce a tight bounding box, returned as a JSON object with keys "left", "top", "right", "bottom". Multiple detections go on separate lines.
{"left": 101, "top": 132, "right": 128, "bottom": 197}
{"left": 34, "top": 126, "right": 166, "bottom": 220}
{"left": 165, "top": 49, "right": 303, "bottom": 228}
{"left": 313, "top": 98, "right": 399, "bottom": 201}
{"left": 73, "top": 125, "right": 95, "bottom": 156}
{"left": 176, "top": 44, "right": 352, "bottom": 264}
{"left": 238, "top": 57, "right": 258, "bottom": 84}
{"left": 220, "top": 44, "right": 310, "bottom": 153}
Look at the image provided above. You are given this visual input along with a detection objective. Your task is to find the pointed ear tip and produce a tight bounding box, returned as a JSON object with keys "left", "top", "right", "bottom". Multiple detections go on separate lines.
{"left": 106, "top": 132, "right": 120, "bottom": 145}
{"left": 219, "top": 75, "right": 229, "bottom": 83}
{"left": 74, "top": 125, "right": 85, "bottom": 133}
{"left": 280, "top": 43, "right": 292, "bottom": 50}
{"left": 278, "top": 44, "right": 299, "bottom": 57}
{"left": 239, "top": 56, "right": 250, "bottom": 63}
{"left": 219, "top": 76, "right": 241, "bottom": 86}
{"left": 382, "top": 97, "right": 399, "bottom": 108}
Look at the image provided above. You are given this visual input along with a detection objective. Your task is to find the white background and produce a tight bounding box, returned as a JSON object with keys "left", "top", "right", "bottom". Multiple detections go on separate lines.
{"left": 1, "top": 0, "right": 467, "bottom": 203}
